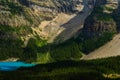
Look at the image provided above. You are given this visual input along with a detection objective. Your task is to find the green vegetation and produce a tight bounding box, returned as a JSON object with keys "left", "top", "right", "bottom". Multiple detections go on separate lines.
{"left": 0, "top": 1, "right": 120, "bottom": 80}
{"left": 112, "top": 4, "right": 120, "bottom": 31}
{"left": 32, "top": 31, "right": 115, "bottom": 63}
{"left": 76, "top": 32, "right": 116, "bottom": 53}
{"left": 51, "top": 42, "right": 83, "bottom": 61}
{"left": 29, "top": 38, "right": 83, "bottom": 63}
{"left": 0, "top": 0, "right": 118, "bottom": 64}
{"left": 1, "top": 56, "right": 120, "bottom": 80}
{"left": 0, "top": 25, "right": 32, "bottom": 36}
{"left": 0, "top": 24, "right": 115, "bottom": 62}
{"left": 0, "top": 1, "right": 117, "bottom": 62}
{"left": 8, "top": 2, "right": 23, "bottom": 15}
{"left": 0, "top": 38, "right": 23, "bottom": 60}
{"left": 0, "top": 25, "right": 32, "bottom": 61}
{"left": 92, "top": 6, "right": 114, "bottom": 21}
{"left": 0, "top": 0, "right": 24, "bottom": 15}
{"left": 23, "top": 37, "right": 48, "bottom": 62}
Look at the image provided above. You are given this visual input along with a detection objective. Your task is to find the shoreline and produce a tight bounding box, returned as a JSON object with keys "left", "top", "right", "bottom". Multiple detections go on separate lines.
{"left": 0, "top": 58, "right": 19, "bottom": 62}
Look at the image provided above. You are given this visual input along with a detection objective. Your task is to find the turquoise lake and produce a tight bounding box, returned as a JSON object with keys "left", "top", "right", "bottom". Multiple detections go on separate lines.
{"left": 0, "top": 62, "right": 36, "bottom": 71}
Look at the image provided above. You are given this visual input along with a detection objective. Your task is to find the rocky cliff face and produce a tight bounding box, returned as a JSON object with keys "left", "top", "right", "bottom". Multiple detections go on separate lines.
{"left": 0, "top": 0, "right": 86, "bottom": 42}
{"left": 82, "top": 0, "right": 119, "bottom": 38}
{"left": 0, "top": 0, "right": 83, "bottom": 27}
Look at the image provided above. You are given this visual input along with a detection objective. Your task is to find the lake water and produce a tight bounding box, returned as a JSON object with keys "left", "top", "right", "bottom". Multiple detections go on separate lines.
{"left": 0, "top": 62, "right": 36, "bottom": 71}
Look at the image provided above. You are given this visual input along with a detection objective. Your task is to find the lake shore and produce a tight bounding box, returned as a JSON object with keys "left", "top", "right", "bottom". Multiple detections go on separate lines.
{"left": 0, "top": 58, "right": 19, "bottom": 62}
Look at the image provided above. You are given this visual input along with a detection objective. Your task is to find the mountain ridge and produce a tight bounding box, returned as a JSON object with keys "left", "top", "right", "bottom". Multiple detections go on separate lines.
{"left": 0, "top": 0, "right": 120, "bottom": 63}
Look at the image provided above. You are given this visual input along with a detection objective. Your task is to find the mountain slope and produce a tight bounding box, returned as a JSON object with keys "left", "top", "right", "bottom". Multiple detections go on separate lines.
{"left": 81, "top": 0, "right": 120, "bottom": 60}
{"left": 0, "top": 0, "right": 120, "bottom": 63}
{"left": 53, "top": 1, "right": 94, "bottom": 43}
{"left": 82, "top": 34, "right": 120, "bottom": 60}
{"left": 0, "top": 0, "right": 90, "bottom": 42}
{"left": 1, "top": 0, "right": 93, "bottom": 62}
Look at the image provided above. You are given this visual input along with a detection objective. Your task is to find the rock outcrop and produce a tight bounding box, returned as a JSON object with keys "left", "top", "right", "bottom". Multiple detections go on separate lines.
{"left": 82, "top": 0, "right": 118, "bottom": 38}
{"left": 0, "top": 0, "right": 88, "bottom": 42}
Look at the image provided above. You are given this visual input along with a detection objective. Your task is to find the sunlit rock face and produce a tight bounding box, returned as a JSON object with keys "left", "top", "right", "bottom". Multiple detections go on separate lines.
{"left": 0, "top": 0, "right": 84, "bottom": 27}
{"left": 0, "top": 0, "right": 86, "bottom": 42}
{"left": 1, "top": 0, "right": 118, "bottom": 43}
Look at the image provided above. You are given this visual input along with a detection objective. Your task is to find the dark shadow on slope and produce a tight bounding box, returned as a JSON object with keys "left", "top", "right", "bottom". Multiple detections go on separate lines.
{"left": 53, "top": 0, "right": 96, "bottom": 43}
{"left": 113, "top": 1, "right": 120, "bottom": 32}
{"left": 18, "top": 0, "right": 29, "bottom": 7}
{"left": 81, "top": 0, "right": 109, "bottom": 38}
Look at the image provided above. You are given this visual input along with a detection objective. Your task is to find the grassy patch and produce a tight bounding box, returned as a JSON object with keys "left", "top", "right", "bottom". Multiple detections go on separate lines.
{"left": 75, "top": 32, "right": 116, "bottom": 53}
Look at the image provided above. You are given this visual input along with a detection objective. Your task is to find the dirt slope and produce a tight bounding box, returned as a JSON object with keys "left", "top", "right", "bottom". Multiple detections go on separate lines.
{"left": 81, "top": 34, "right": 120, "bottom": 60}
{"left": 48, "top": 0, "right": 96, "bottom": 43}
